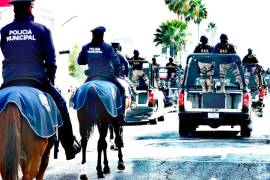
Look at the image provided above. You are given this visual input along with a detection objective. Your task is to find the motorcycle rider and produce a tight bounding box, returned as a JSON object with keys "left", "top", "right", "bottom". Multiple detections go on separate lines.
{"left": 0, "top": 0, "right": 81, "bottom": 160}
{"left": 214, "top": 33, "right": 236, "bottom": 54}
{"left": 194, "top": 35, "right": 213, "bottom": 53}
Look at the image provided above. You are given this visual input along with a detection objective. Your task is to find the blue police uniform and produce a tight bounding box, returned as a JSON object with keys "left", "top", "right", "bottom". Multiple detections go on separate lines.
{"left": 118, "top": 52, "right": 129, "bottom": 77}
{"left": 214, "top": 43, "right": 236, "bottom": 54}
{"left": 0, "top": 14, "right": 56, "bottom": 83}
{"left": 0, "top": 13, "right": 80, "bottom": 160}
{"left": 77, "top": 42, "right": 120, "bottom": 80}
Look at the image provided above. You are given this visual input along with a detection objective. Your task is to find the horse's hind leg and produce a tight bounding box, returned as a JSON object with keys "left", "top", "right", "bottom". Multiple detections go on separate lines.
{"left": 20, "top": 120, "right": 48, "bottom": 180}
{"left": 112, "top": 123, "right": 125, "bottom": 170}
{"left": 96, "top": 123, "right": 109, "bottom": 178}
{"left": 36, "top": 139, "right": 53, "bottom": 180}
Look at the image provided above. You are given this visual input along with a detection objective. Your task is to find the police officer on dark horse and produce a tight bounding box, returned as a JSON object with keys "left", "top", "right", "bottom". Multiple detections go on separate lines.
{"left": 75, "top": 26, "right": 127, "bottom": 178}
{"left": 0, "top": 0, "right": 81, "bottom": 161}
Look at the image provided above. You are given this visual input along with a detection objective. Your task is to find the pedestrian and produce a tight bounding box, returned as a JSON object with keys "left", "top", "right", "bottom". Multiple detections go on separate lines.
{"left": 214, "top": 33, "right": 236, "bottom": 54}
{"left": 0, "top": 0, "right": 81, "bottom": 160}
{"left": 194, "top": 35, "right": 213, "bottom": 53}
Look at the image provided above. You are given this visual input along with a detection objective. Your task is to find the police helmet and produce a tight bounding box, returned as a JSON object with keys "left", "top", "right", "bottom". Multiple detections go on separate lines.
{"left": 9, "top": 0, "right": 34, "bottom": 4}
{"left": 133, "top": 50, "right": 139, "bottom": 56}
{"left": 220, "top": 33, "right": 228, "bottom": 41}
{"left": 200, "top": 35, "right": 208, "bottom": 44}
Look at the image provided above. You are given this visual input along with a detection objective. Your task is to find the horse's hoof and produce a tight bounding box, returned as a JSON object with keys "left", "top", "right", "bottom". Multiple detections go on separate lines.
{"left": 80, "top": 174, "right": 88, "bottom": 180}
{"left": 97, "top": 172, "right": 105, "bottom": 178}
{"left": 117, "top": 162, "right": 125, "bottom": 170}
{"left": 103, "top": 166, "right": 111, "bottom": 174}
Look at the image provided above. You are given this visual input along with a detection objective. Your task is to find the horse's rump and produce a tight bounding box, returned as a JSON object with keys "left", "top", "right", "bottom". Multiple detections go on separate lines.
{"left": 0, "top": 103, "right": 51, "bottom": 180}
{"left": 74, "top": 80, "right": 123, "bottom": 119}
{"left": 0, "top": 86, "right": 62, "bottom": 138}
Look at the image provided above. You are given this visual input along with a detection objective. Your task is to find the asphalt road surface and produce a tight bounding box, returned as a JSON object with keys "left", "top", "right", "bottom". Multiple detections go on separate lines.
{"left": 34, "top": 97, "right": 270, "bottom": 179}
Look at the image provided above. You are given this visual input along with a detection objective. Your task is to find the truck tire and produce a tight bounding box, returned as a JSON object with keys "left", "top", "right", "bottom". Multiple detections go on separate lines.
{"left": 179, "top": 120, "right": 195, "bottom": 137}
{"left": 158, "top": 116, "right": 165, "bottom": 122}
{"left": 240, "top": 125, "right": 251, "bottom": 137}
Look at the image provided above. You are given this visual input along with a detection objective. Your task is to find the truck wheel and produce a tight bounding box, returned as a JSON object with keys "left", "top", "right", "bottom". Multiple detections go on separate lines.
{"left": 158, "top": 116, "right": 165, "bottom": 122}
{"left": 179, "top": 120, "right": 195, "bottom": 137}
{"left": 149, "top": 118, "right": 157, "bottom": 125}
{"left": 240, "top": 125, "right": 251, "bottom": 137}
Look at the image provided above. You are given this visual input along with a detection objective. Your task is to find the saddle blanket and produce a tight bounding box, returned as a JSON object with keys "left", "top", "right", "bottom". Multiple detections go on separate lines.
{"left": 0, "top": 86, "right": 62, "bottom": 138}
{"left": 73, "top": 80, "right": 123, "bottom": 117}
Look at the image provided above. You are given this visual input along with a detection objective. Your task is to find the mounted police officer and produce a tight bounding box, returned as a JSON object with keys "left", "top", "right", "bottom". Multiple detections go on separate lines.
{"left": 0, "top": 0, "right": 81, "bottom": 160}
{"left": 77, "top": 26, "right": 125, "bottom": 95}
{"left": 194, "top": 35, "right": 213, "bottom": 53}
{"left": 214, "top": 34, "right": 236, "bottom": 54}
{"left": 111, "top": 42, "right": 129, "bottom": 78}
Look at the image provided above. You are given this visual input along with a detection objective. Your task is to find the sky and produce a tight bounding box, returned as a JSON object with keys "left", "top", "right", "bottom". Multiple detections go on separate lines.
{"left": 1, "top": 0, "right": 270, "bottom": 68}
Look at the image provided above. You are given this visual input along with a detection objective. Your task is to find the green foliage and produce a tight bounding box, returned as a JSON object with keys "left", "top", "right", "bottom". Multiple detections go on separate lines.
{"left": 207, "top": 22, "right": 217, "bottom": 32}
{"left": 153, "top": 19, "right": 188, "bottom": 57}
{"left": 165, "top": 0, "right": 207, "bottom": 24}
{"left": 68, "top": 45, "right": 86, "bottom": 80}
{"left": 185, "top": 0, "right": 207, "bottom": 24}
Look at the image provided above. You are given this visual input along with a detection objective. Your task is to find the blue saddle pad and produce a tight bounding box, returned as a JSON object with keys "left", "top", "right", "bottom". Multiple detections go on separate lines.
{"left": 73, "top": 80, "right": 122, "bottom": 117}
{"left": 0, "top": 86, "right": 62, "bottom": 138}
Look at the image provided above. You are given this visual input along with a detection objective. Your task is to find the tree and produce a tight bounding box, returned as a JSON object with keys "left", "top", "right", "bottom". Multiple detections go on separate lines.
{"left": 68, "top": 45, "right": 86, "bottom": 80}
{"left": 206, "top": 22, "right": 217, "bottom": 44}
{"left": 185, "top": 0, "right": 207, "bottom": 42}
{"left": 154, "top": 19, "right": 188, "bottom": 61}
{"left": 165, "top": 0, "right": 208, "bottom": 43}
{"left": 165, "top": 0, "right": 190, "bottom": 21}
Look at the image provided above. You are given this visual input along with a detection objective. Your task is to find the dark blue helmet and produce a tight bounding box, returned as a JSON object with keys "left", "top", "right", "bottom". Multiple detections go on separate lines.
{"left": 200, "top": 35, "right": 208, "bottom": 44}
{"left": 133, "top": 49, "right": 139, "bottom": 56}
{"left": 220, "top": 33, "right": 228, "bottom": 41}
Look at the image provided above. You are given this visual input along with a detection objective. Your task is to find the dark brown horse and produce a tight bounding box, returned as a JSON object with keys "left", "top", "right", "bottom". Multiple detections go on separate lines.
{"left": 76, "top": 86, "right": 126, "bottom": 179}
{"left": 0, "top": 103, "right": 53, "bottom": 180}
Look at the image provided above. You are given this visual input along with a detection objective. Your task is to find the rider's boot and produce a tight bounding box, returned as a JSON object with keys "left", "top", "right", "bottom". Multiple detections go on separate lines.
{"left": 58, "top": 113, "right": 81, "bottom": 160}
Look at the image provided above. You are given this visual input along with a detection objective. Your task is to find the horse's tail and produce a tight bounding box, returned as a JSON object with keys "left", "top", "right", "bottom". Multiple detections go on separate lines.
{"left": 2, "top": 103, "right": 21, "bottom": 180}
{"left": 87, "top": 86, "right": 100, "bottom": 134}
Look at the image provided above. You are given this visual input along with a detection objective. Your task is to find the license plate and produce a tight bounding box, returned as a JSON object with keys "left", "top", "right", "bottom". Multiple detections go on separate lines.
{"left": 208, "top": 113, "right": 219, "bottom": 119}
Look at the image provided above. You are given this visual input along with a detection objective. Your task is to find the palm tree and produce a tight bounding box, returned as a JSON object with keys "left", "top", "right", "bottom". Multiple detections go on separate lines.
{"left": 185, "top": 0, "right": 207, "bottom": 42}
{"left": 165, "top": 0, "right": 190, "bottom": 21}
{"left": 154, "top": 19, "right": 188, "bottom": 62}
{"left": 206, "top": 22, "right": 217, "bottom": 44}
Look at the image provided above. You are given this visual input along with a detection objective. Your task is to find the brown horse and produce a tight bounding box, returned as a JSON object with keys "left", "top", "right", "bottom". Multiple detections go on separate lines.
{"left": 76, "top": 86, "right": 127, "bottom": 179}
{"left": 0, "top": 103, "right": 53, "bottom": 180}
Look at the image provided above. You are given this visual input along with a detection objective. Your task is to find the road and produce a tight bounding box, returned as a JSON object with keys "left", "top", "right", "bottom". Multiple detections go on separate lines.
{"left": 41, "top": 97, "right": 270, "bottom": 180}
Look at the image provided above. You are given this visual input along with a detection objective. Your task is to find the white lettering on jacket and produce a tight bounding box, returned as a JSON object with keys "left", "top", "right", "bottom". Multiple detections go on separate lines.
{"left": 6, "top": 29, "right": 36, "bottom": 42}
{"left": 88, "top": 47, "right": 102, "bottom": 54}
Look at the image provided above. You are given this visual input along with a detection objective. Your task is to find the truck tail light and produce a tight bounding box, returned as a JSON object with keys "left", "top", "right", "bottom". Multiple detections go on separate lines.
{"left": 242, "top": 92, "right": 249, "bottom": 112}
{"left": 148, "top": 91, "right": 155, "bottom": 106}
{"left": 179, "top": 91, "right": 185, "bottom": 108}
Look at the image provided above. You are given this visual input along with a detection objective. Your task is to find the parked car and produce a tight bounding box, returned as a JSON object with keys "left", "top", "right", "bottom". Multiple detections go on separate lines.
{"left": 242, "top": 63, "right": 266, "bottom": 117}
{"left": 178, "top": 54, "right": 252, "bottom": 137}
{"left": 125, "top": 60, "right": 165, "bottom": 125}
